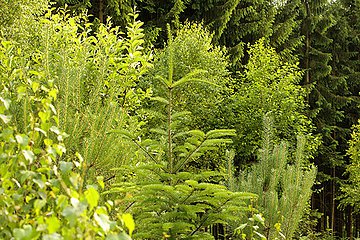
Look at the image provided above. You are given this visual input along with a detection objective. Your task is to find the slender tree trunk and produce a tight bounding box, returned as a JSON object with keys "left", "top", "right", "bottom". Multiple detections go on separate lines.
{"left": 320, "top": 189, "right": 325, "bottom": 231}
{"left": 356, "top": 215, "right": 358, "bottom": 238}
{"left": 347, "top": 207, "right": 353, "bottom": 240}
{"left": 99, "top": 0, "right": 104, "bottom": 23}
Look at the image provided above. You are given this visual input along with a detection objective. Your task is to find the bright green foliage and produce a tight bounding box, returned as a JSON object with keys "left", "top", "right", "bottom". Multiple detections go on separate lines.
{"left": 33, "top": 8, "right": 152, "bottom": 182}
{"left": 340, "top": 121, "right": 360, "bottom": 212}
{"left": 0, "top": 0, "right": 48, "bottom": 48}
{"left": 238, "top": 117, "right": 317, "bottom": 239}
{"left": 143, "top": 23, "right": 230, "bottom": 131}
{"left": 111, "top": 26, "right": 257, "bottom": 239}
{"left": 112, "top": 169, "right": 256, "bottom": 239}
{"left": 140, "top": 23, "right": 232, "bottom": 170}
{"left": 138, "top": 0, "right": 189, "bottom": 27}
{"left": 0, "top": 40, "right": 133, "bottom": 239}
{"left": 226, "top": 39, "right": 316, "bottom": 165}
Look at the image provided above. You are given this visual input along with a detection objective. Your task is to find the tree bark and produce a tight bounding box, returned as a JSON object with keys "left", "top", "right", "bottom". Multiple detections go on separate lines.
{"left": 99, "top": 0, "right": 104, "bottom": 23}
{"left": 347, "top": 207, "right": 353, "bottom": 240}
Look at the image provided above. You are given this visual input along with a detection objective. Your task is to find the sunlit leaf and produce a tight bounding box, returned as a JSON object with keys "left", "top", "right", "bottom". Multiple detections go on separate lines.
{"left": 94, "top": 213, "right": 111, "bottom": 233}
{"left": 85, "top": 186, "right": 100, "bottom": 210}
{"left": 122, "top": 213, "right": 135, "bottom": 236}
{"left": 46, "top": 216, "right": 60, "bottom": 234}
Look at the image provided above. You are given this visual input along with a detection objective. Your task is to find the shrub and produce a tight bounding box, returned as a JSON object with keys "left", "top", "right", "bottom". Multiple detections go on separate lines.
{"left": 0, "top": 40, "right": 133, "bottom": 239}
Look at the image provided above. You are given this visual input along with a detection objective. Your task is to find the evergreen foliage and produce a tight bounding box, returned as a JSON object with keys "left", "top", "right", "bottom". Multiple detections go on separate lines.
{"left": 238, "top": 117, "right": 317, "bottom": 239}
{"left": 33, "top": 8, "right": 152, "bottom": 183}
{"left": 300, "top": 0, "right": 360, "bottom": 234}
{"left": 111, "top": 25, "right": 256, "bottom": 239}
{"left": 0, "top": 38, "right": 133, "bottom": 239}
{"left": 270, "top": 0, "right": 304, "bottom": 61}
{"left": 212, "top": 0, "right": 276, "bottom": 70}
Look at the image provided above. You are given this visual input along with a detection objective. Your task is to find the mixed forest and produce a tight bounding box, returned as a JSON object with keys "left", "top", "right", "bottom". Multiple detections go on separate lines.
{"left": 1, "top": 0, "right": 360, "bottom": 239}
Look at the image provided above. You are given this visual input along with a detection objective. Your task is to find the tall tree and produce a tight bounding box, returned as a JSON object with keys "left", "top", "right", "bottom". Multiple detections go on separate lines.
{"left": 296, "top": 0, "right": 360, "bottom": 237}
{"left": 209, "top": 0, "right": 276, "bottom": 70}
{"left": 270, "top": 0, "right": 304, "bottom": 61}
{"left": 323, "top": 0, "right": 360, "bottom": 237}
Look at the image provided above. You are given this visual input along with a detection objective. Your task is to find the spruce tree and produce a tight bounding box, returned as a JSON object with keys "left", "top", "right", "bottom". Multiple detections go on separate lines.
{"left": 320, "top": 0, "right": 360, "bottom": 236}
{"left": 270, "top": 0, "right": 304, "bottom": 61}
{"left": 211, "top": 0, "right": 276, "bottom": 70}
{"left": 294, "top": 0, "right": 338, "bottom": 234}
{"left": 295, "top": 0, "right": 360, "bottom": 236}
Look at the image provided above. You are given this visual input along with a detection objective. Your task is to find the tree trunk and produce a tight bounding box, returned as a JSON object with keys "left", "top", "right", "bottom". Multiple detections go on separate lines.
{"left": 99, "top": 0, "right": 104, "bottom": 23}
{"left": 346, "top": 207, "right": 353, "bottom": 240}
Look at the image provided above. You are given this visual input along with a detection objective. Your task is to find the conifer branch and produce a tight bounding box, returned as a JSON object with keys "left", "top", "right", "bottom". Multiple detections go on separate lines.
{"left": 174, "top": 137, "right": 207, "bottom": 172}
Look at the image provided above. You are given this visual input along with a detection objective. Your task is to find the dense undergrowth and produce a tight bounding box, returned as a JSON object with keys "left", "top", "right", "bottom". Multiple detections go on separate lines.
{"left": 0, "top": 1, "right": 345, "bottom": 239}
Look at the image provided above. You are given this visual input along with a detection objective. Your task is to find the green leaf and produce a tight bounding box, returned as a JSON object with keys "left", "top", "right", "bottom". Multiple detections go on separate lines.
{"left": 31, "top": 81, "right": 40, "bottom": 92}
{"left": 94, "top": 213, "right": 111, "bottom": 233}
{"left": 253, "top": 213, "right": 265, "bottom": 224}
{"left": 0, "top": 114, "right": 11, "bottom": 124}
{"left": 22, "top": 150, "right": 35, "bottom": 163}
{"left": 15, "top": 135, "right": 29, "bottom": 147}
{"left": 35, "top": 127, "right": 47, "bottom": 136}
{"left": 34, "top": 199, "right": 47, "bottom": 215}
{"left": 254, "top": 231, "right": 267, "bottom": 240}
{"left": 44, "top": 138, "right": 53, "bottom": 146}
{"left": 33, "top": 178, "right": 45, "bottom": 189}
{"left": 59, "top": 161, "right": 73, "bottom": 174}
{"left": 0, "top": 97, "right": 11, "bottom": 109}
{"left": 49, "top": 89, "right": 57, "bottom": 100}
{"left": 237, "top": 223, "right": 248, "bottom": 230}
{"left": 62, "top": 206, "right": 77, "bottom": 227}
{"left": 97, "top": 176, "right": 105, "bottom": 189}
{"left": 46, "top": 216, "right": 61, "bottom": 234}
{"left": 50, "top": 126, "right": 60, "bottom": 135}
{"left": 122, "top": 213, "right": 135, "bottom": 237}
{"left": 85, "top": 186, "right": 100, "bottom": 210}
{"left": 13, "top": 225, "right": 35, "bottom": 240}
{"left": 43, "top": 233, "right": 62, "bottom": 240}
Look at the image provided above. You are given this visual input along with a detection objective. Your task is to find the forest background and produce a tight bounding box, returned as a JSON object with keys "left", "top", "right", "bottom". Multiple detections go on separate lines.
{"left": 1, "top": 0, "right": 360, "bottom": 239}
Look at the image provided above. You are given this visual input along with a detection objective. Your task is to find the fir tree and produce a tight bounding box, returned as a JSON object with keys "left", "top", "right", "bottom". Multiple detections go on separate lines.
{"left": 109, "top": 25, "right": 256, "bottom": 239}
